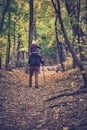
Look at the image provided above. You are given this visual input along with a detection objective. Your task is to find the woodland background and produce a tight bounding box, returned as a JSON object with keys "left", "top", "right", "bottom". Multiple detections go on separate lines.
{"left": 0, "top": 0, "right": 87, "bottom": 130}
{"left": 0, "top": 0, "right": 87, "bottom": 72}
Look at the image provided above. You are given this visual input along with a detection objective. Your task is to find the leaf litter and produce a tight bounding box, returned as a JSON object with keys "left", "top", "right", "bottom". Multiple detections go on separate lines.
{"left": 0, "top": 68, "right": 87, "bottom": 130}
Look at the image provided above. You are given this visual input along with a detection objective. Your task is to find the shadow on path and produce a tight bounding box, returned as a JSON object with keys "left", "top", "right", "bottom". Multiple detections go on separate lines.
{"left": 45, "top": 88, "right": 87, "bottom": 102}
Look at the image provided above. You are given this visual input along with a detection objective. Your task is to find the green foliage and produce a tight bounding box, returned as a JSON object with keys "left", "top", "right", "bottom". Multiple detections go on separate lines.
{"left": 0, "top": 0, "right": 87, "bottom": 67}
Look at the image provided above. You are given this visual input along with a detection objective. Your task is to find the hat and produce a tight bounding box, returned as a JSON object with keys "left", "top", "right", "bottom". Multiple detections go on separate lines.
{"left": 32, "top": 40, "right": 36, "bottom": 44}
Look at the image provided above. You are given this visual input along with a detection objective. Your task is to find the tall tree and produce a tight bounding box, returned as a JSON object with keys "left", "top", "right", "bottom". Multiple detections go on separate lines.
{"left": 86, "top": 0, "right": 87, "bottom": 30}
{"left": 5, "top": 9, "right": 11, "bottom": 70}
{"left": 0, "top": 56, "right": 2, "bottom": 69}
{"left": 16, "top": 34, "right": 21, "bottom": 67}
{"left": 51, "top": 0, "right": 87, "bottom": 88}
{"left": 55, "top": 16, "right": 65, "bottom": 71}
{"left": 65, "top": 0, "right": 85, "bottom": 61}
{"left": 28, "top": 0, "right": 34, "bottom": 56}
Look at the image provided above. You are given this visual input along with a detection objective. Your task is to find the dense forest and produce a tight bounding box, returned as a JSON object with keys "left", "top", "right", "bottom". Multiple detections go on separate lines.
{"left": 0, "top": 0, "right": 87, "bottom": 129}
{"left": 0, "top": 0, "right": 87, "bottom": 87}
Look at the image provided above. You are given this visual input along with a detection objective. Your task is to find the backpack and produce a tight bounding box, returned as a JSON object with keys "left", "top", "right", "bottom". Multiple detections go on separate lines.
{"left": 29, "top": 53, "right": 41, "bottom": 66}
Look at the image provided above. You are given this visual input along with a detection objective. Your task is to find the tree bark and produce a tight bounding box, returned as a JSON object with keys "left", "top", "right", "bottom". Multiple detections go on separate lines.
{"left": 0, "top": 56, "right": 2, "bottom": 69}
{"left": 11, "top": 21, "right": 17, "bottom": 68}
{"left": 55, "top": 16, "right": 65, "bottom": 71}
{"left": 86, "top": 0, "right": 87, "bottom": 30}
{"left": 33, "top": 18, "right": 37, "bottom": 40}
{"left": 16, "top": 34, "right": 21, "bottom": 67}
{"left": 28, "top": 0, "right": 34, "bottom": 56}
{"left": 5, "top": 10, "right": 11, "bottom": 70}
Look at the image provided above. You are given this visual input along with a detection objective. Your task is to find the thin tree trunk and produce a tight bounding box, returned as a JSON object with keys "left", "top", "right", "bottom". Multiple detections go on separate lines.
{"left": 28, "top": 0, "right": 34, "bottom": 86}
{"left": 55, "top": 16, "right": 65, "bottom": 71}
{"left": 0, "top": 0, "right": 10, "bottom": 32}
{"left": 28, "top": 0, "right": 34, "bottom": 56}
{"left": 16, "top": 34, "right": 21, "bottom": 67}
{"left": 5, "top": 10, "right": 11, "bottom": 70}
{"left": 33, "top": 18, "right": 37, "bottom": 40}
{"left": 11, "top": 21, "right": 16, "bottom": 68}
{"left": 77, "top": 0, "right": 85, "bottom": 61}
{"left": 86, "top": 0, "right": 87, "bottom": 30}
{"left": 0, "top": 56, "right": 2, "bottom": 69}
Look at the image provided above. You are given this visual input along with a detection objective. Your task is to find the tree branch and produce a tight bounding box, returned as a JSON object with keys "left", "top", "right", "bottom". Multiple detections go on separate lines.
{"left": 51, "top": 0, "right": 58, "bottom": 15}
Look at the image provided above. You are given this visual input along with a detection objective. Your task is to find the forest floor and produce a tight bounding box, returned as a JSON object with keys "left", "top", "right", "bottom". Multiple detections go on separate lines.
{"left": 0, "top": 67, "right": 87, "bottom": 130}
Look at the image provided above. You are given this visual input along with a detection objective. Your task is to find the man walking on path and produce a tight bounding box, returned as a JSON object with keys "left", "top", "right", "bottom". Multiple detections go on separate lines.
{"left": 28, "top": 41, "right": 44, "bottom": 88}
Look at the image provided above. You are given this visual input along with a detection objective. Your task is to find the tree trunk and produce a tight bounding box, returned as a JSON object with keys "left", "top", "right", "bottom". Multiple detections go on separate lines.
{"left": 33, "top": 18, "right": 37, "bottom": 40}
{"left": 11, "top": 21, "right": 17, "bottom": 68}
{"left": 86, "top": 0, "right": 87, "bottom": 30}
{"left": 16, "top": 34, "right": 21, "bottom": 67}
{"left": 28, "top": 0, "right": 34, "bottom": 56}
{"left": 0, "top": 56, "right": 2, "bottom": 69}
{"left": 0, "top": 0, "right": 10, "bottom": 32}
{"left": 5, "top": 10, "right": 11, "bottom": 70}
{"left": 51, "top": 0, "right": 87, "bottom": 87}
{"left": 28, "top": 0, "right": 34, "bottom": 86}
{"left": 55, "top": 16, "right": 65, "bottom": 71}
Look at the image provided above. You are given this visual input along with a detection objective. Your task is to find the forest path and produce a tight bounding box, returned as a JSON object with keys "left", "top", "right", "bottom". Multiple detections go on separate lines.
{"left": 0, "top": 68, "right": 87, "bottom": 130}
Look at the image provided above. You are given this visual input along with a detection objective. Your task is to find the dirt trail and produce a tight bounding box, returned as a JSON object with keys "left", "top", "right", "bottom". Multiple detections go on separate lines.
{"left": 0, "top": 69, "right": 87, "bottom": 130}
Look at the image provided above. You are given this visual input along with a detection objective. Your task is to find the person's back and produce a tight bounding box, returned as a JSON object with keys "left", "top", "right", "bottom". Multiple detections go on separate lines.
{"left": 29, "top": 53, "right": 43, "bottom": 67}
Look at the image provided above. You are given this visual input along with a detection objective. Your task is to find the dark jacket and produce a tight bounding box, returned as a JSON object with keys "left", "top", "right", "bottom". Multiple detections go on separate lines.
{"left": 28, "top": 53, "right": 44, "bottom": 67}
